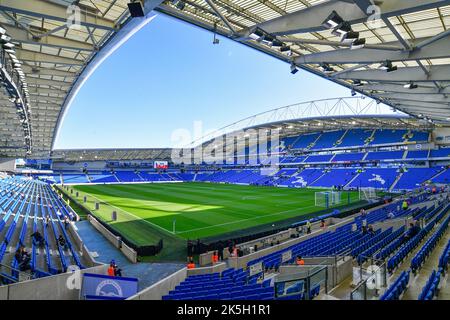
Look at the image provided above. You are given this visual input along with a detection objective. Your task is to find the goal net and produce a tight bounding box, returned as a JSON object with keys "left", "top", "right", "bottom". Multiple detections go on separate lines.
{"left": 359, "top": 187, "right": 377, "bottom": 201}
{"left": 315, "top": 191, "right": 341, "bottom": 208}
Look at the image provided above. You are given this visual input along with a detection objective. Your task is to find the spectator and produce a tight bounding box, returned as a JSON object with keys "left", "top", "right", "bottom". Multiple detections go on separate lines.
{"left": 296, "top": 256, "right": 305, "bottom": 266}
{"left": 368, "top": 225, "right": 375, "bottom": 235}
{"left": 16, "top": 246, "right": 31, "bottom": 271}
{"left": 212, "top": 251, "right": 219, "bottom": 264}
{"left": 320, "top": 219, "right": 326, "bottom": 228}
{"left": 58, "top": 235, "right": 68, "bottom": 250}
{"left": 306, "top": 220, "right": 312, "bottom": 234}
{"left": 360, "top": 208, "right": 366, "bottom": 218}
{"left": 31, "top": 231, "right": 45, "bottom": 247}
{"left": 217, "top": 241, "right": 224, "bottom": 261}
{"left": 112, "top": 260, "right": 122, "bottom": 277}
{"left": 232, "top": 246, "right": 238, "bottom": 257}
{"left": 187, "top": 258, "right": 196, "bottom": 269}
{"left": 45, "top": 215, "right": 50, "bottom": 227}
{"left": 64, "top": 216, "right": 70, "bottom": 230}
{"left": 387, "top": 211, "right": 395, "bottom": 219}
{"left": 362, "top": 225, "right": 368, "bottom": 235}
{"left": 107, "top": 262, "right": 115, "bottom": 276}
{"left": 402, "top": 200, "right": 408, "bottom": 210}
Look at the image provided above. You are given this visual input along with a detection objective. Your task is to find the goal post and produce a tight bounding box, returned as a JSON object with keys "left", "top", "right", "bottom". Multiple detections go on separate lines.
{"left": 315, "top": 191, "right": 342, "bottom": 208}
{"left": 359, "top": 187, "right": 377, "bottom": 201}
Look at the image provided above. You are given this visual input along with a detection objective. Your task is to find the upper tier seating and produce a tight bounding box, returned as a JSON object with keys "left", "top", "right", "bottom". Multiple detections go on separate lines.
{"left": 279, "top": 155, "right": 307, "bottom": 164}
{"left": 304, "top": 154, "right": 334, "bottom": 163}
{"left": 291, "top": 133, "right": 320, "bottom": 149}
{"left": 407, "top": 131, "right": 429, "bottom": 143}
{"left": 369, "top": 129, "right": 408, "bottom": 145}
{"left": 281, "top": 136, "right": 300, "bottom": 150}
{"left": 429, "top": 148, "right": 450, "bottom": 158}
{"left": 405, "top": 150, "right": 429, "bottom": 160}
{"left": 339, "top": 129, "right": 373, "bottom": 148}
{"left": 332, "top": 152, "right": 365, "bottom": 162}
{"left": 365, "top": 150, "right": 404, "bottom": 161}
{"left": 310, "top": 130, "right": 344, "bottom": 150}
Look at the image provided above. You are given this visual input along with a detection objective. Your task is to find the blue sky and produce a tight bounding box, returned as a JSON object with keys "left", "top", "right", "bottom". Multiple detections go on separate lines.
{"left": 54, "top": 13, "right": 351, "bottom": 149}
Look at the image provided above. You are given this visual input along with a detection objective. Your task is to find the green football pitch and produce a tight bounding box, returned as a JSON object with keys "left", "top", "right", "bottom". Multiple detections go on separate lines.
{"left": 69, "top": 182, "right": 360, "bottom": 246}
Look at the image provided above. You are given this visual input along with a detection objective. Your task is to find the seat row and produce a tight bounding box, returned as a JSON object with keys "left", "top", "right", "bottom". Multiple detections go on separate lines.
{"left": 379, "top": 271, "right": 410, "bottom": 300}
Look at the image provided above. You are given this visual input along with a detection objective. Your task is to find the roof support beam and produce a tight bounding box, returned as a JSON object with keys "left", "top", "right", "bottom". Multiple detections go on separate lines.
{"left": 16, "top": 49, "right": 85, "bottom": 66}
{"left": 0, "top": 0, "right": 117, "bottom": 31}
{"left": 295, "top": 33, "right": 450, "bottom": 64}
{"left": 360, "top": 84, "right": 450, "bottom": 94}
{"left": 204, "top": 0, "right": 237, "bottom": 34}
{"left": 244, "top": 0, "right": 450, "bottom": 36}
{"left": 375, "top": 93, "right": 450, "bottom": 104}
{"left": 26, "top": 77, "right": 73, "bottom": 87}
{"left": 22, "top": 65, "right": 77, "bottom": 78}
{"left": 3, "top": 23, "right": 96, "bottom": 52}
{"left": 387, "top": 100, "right": 450, "bottom": 110}
{"left": 279, "top": 37, "right": 403, "bottom": 51}
{"left": 334, "top": 65, "right": 450, "bottom": 82}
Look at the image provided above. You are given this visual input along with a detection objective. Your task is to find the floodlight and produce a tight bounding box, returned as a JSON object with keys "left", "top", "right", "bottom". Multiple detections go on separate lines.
{"left": 403, "top": 82, "right": 418, "bottom": 89}
{"left": 249, "top": 28, "right": 265, "bottom": 41}
{"left": 280, "top": 46, "right": 292, "bottom": 56}
{"left": 290, "top": 62, "right": 298, "bottom": 74}
{"left": 350, "top": 38, "right": 366, "bottom": 50}
{"left": 331, "top": 21, "right": 352, "bottom": 37}
{"left": 319, "top": 63, "right": 335, "bottom": 74}
{"left": 380, "top": 60, "right": 397, "bottom": 72}
{"left": 322, "top": 11, "right": 344, "bottom": 29}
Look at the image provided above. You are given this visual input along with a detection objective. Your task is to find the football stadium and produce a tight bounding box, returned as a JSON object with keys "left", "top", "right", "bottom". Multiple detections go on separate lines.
{"left": 0, "top": 0, "right": 450, "bottom": 307}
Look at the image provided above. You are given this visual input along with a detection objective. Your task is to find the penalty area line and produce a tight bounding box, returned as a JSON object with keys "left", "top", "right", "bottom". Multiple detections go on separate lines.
{"left": 85, "top": 193, "right": 176, "bottom": 236}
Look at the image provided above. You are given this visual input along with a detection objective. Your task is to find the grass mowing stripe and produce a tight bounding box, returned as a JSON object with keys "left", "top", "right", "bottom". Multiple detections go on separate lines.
{"left": 71, "top": 183, "right": 360, "bottom": 240}
{"left": 84, "top": 191, "right": 177, "bottom": 236}
{"left": 176, "top": 204, "right": 319, "bottom": 234}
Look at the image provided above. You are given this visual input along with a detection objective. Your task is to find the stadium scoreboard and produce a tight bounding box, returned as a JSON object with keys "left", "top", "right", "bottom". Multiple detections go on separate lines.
{"left": 154, "top": 161, "right": 169, "bottom": 169}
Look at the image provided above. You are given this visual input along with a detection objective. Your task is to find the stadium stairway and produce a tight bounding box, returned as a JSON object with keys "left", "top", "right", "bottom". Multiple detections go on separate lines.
{"left": 74, "top": 220, "right": 184, "bottom": 290}
{"left": 369, "top": 201, "right": 450, "bottom": 300}
{"left": 314, "top": 195, "right": 446, "bottom": 300}
{"left": 388, "top": 172, "right": 404, "bottom": 192}
{"left": 407, "top": 230, "right": 450, "bottom": 300}
{"left": 343, "top": 171, "right": 361, "bottom": 188}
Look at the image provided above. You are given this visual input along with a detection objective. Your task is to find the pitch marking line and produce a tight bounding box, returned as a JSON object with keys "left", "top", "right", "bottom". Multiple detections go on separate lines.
{"left": 176, "top": 204, "right": 318, "bottom": 234}
{"left": 85, "top": 193, "right": 176, "bottom": 236}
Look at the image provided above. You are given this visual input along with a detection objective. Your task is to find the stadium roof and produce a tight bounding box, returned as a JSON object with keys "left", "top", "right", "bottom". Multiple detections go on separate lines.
{"left": 1, "top": 0, "right": 450, "bottom": 158}
{"left": 51, "top": 147, "right": 173, "bottom": 161}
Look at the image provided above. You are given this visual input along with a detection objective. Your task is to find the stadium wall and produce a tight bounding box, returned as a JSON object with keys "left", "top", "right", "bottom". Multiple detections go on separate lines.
{"left": 1, "top": 264, "right": 108, "bottom": 300}
{"left": 87, "top": 215, "right": 138, "bottom": 263}
{"left": 227, "top": 216, "right": 355, "bottom": 270}
{"left": 0, "top": 158, "right": 16, "bottom": 171}
{"left": 68, "top": 222, "right": 97, "bottom": 266}
{"left": 52, "top": 161, "right": 107, "bottom": 171}
{"left": 128, "top": 263, "right": 227, "bottom": 300}
{"left": 433, "top": 128, "right": 450, "bottom": 145}
{"left": 128, "top": 267, "right": 187, "bottom": 300}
